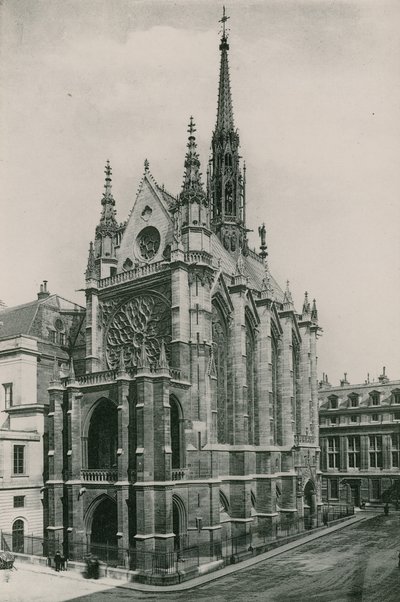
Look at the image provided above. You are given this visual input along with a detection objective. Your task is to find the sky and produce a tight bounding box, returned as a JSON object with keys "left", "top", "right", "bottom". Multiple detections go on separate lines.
{"left": 1, "top": 0, "right": 399, "bottom": 386}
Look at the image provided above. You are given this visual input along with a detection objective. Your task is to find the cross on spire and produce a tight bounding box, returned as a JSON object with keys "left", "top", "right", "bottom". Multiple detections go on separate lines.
{"left": 219, "top": 6, "right": 230, "bottom": 40}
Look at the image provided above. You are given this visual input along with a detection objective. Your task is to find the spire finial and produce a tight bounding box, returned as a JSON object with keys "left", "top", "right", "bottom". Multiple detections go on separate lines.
{"left": 144, "top": 158, "right": 149, "bottom": 173}
{"left": 181, "top": 116, "right": 204, "bottom": 193}
{"left": 188, "top": 115, "right": 196, "bottom": 137}
{"left": 219, "top": 6, "right": 230, "bottom": 42}
{"left": 103, "top": 159, "right": 112, "bottom": 197}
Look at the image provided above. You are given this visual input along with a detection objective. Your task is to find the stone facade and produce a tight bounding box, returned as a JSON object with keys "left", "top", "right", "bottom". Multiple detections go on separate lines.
{"left": 46, "top": 20, "right": 322, "bottom": 576}
{"left": 0, "top": 285, "right": 85, "bottom": 549}
{"left": 319, "top": 371, "right": 400, "bottom": 506}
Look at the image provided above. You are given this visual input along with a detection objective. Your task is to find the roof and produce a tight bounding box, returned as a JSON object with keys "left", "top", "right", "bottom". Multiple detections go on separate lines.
{"left": 210, "top": 234, "right": 285, "bottom": 302}
{"left": 0, "top": 295, "right": 85, "bottom": 339}
{"left": 0, "top": 300, "right": 40, "bottom": 338}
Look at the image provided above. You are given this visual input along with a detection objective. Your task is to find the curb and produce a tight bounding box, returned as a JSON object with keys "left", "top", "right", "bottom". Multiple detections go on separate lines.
{"left": 115, "top": 513, "right": 375, "bottom": 593}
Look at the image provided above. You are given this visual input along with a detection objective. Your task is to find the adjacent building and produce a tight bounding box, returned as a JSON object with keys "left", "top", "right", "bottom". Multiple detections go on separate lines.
{"left": 319, "top": 370, "right": 400, "bottom": 507}
{"left": 0, "top": 283, "right": 85, "bottom": 552}
{"left": 45, "top": 16, "right": 322, "bottom": 577}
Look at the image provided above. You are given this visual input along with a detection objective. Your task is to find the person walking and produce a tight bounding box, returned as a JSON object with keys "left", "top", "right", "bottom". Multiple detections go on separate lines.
{"left": 54, "top": 550, "right": 62, "bottom": 572}
{"left": 384, "top": 503, "right": 389, "bottom": 516}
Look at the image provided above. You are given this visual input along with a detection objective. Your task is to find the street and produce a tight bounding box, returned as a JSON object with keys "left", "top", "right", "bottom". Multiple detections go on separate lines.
{"left": 3, "top": 514, "right": 400, "bottom": 601}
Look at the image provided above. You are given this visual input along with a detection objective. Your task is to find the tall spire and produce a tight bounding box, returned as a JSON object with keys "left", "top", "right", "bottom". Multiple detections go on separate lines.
{"left": 210, "top": 8, "right": 246, "bottom": 253}
{"left": 216, "top": 6, "right": 234, "bottom": 132}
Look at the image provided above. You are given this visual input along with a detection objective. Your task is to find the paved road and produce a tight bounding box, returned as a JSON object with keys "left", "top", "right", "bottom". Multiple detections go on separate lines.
{"left": 71, "top": 514, "right": 400, "bottom": 602}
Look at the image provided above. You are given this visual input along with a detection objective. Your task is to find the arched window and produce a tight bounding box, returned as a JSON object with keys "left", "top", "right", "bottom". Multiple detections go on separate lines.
{"left": 292, "top": 338, "right": 300, "bottom": 433}
{"left": 270, "top": 333, "right": 279, "bottom": 444}
{"left": 225, "top": 182, "right": 233, "bottom": 215}
{"left": 170, "top": 396, "right": 184, "bottom": 469}
{"left": 212, "top": 303, "right": 231, "bottom": 444}
{"left": 88, "top": 399, "right": 118, "bottom": 469}
{"left": 12, "top": 519, "right": 24, "bottom": 553}
{"left": 246, "top": 319, "right": 258, "bottom": 444}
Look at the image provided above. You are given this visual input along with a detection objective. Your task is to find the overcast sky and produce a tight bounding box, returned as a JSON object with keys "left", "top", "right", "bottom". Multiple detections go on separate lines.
{"left": 1, "top": 0, "right": 399, "bottom": 386}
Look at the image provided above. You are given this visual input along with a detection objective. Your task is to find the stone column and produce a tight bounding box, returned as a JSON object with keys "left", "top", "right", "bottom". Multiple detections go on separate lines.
{"left": 116, "top": 370, "right": 131, "bottom": 560}
{"left": 46, "top": 379, "right": 65, "bottom": 557}
{"left": 85, "top": 281, "right": 100, "bottom": 373}
{"left": 65, "top": 379, "right": 85, "bottom": 557}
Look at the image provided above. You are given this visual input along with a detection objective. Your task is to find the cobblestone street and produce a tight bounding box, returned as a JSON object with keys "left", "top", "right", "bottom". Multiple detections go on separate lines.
{"left": 3, "top": 515, "right": 399, "bottom": 601}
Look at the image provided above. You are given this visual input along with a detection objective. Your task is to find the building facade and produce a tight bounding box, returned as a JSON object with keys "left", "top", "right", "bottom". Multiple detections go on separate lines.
{"left": 0, "top": 284, "right": 85, "bottom": 551}
{"left": 319, "top": 371, "right": 400, "bottom": 507}
{"left": 46, "top": 18, "right": 322, "bottom": 575}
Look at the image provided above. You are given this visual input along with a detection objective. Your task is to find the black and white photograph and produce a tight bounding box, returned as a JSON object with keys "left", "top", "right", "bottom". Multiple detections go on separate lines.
{"left": 1, "top": 1, "right": 399, "bottom": 600}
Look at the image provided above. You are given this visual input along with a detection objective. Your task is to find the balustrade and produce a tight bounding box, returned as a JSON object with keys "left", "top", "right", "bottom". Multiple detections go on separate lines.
{"left": 81, "top": 469, "right": 118, "bottom": 483}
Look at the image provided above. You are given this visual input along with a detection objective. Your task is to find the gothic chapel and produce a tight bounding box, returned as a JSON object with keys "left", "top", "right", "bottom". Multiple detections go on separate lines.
{"left": 46, "top": 13, "right": 321, "bottom": 576}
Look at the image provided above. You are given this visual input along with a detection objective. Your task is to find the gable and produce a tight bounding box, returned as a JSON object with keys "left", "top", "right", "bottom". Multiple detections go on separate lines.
{"left": 117, "top": 173, "right": 174, "bottom": 272}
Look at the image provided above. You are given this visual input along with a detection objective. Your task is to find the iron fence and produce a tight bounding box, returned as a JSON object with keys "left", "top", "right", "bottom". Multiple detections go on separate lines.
{"left": 0, "top": 504, "right": 354, "bottom": 577}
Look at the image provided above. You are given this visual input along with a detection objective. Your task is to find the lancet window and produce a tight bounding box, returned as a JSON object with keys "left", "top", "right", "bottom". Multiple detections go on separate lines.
{"left": 246, "top": 318, "right": 258, "bottom": 445}
{"left": 212, "top": 303, "right": 231, "bottom": 444}
{"left": 270, "top": 333, "right": 279, "bottom": 444}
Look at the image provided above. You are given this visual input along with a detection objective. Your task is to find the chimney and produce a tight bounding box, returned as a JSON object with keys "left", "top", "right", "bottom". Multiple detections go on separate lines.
{"left": 37, "top": 280, "right": 50, "bottom": 300}
{"left": 378, "top": 366, "right": 389, "bottom": 383}
{"left": 340, "top": 372, "right": 349, "bottom": 387}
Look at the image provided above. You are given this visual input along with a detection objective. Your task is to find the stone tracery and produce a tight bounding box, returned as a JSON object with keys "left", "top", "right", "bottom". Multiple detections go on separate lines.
{"left": 105, "top": 294, "right": 171, "bottom": 369}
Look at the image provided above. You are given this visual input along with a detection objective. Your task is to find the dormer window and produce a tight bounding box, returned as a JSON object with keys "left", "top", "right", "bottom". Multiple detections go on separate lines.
{"left": 370, "top": 391, "right": 380, "bottom": 406}
{"left": 348, "top": 393, "right": 359, "bottom": 408}
{"left": 328, "top": 395, "right": 338, "bottom": 409}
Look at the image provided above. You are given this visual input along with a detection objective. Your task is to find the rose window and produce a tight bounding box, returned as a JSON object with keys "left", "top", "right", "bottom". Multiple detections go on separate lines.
{"left": 137, "top": 226, "right": 160, "bottom": 261}
{"left": 105, "top": 294, "right": 170, "bottom": 370}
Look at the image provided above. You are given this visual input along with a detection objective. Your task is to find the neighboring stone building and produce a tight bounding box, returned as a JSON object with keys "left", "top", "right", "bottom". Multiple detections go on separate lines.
{"left": 0, "top": 283, "right": 85, "bottom": 551}
{"left": 319, "top": 370, "right": 400, "bottom": 507}
{"left": 46, "top": 15, "right": 322, "bottom": 576}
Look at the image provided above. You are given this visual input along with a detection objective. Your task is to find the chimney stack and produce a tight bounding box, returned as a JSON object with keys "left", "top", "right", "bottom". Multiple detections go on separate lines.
{"left": 37, "top": 280, "right": 51, "bottom": 300}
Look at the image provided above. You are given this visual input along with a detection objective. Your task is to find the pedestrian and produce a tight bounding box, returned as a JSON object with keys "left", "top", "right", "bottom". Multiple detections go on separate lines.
{"left": 384, "top": 503, "right": 389, "bottom": 516}
{"left": 54, "top": 550, "right": 62, "bottom": 572}
{"left": 60, "top": 555, "right": 67, "bottom": 570}
{"left": 398, "top": 551, "right": 400, "bottom": 569}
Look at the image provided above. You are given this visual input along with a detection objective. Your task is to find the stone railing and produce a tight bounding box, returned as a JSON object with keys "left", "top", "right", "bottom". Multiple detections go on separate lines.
{"left": 99, "top": 260, "right": 169, "bottom": 289}
{"left": 184, "top": 251, "right": 213, "bottom": 266}
{"left": 77, "top": 370, "right": 117, "bottom": 386}
{"left": 171, "top": 468, "right": 189, "bottom": 481}
{"left": 81, "top": 469, "right": 118, "bottom": 483}
{"left": 293, "top": 434, "right": 316, "bottom": 446}
{"left": 246, "top": 247, "right": 264, "bottom": 264}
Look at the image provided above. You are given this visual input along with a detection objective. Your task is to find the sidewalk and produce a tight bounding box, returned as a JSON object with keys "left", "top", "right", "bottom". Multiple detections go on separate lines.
{"left": 15, "top": 512, "right": 374, "bottom": 594}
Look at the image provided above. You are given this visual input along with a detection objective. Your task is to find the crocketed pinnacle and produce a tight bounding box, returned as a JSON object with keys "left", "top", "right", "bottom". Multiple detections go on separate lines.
{"left": 85, "top": 241, "right": 98, "bottom": 280}
{"left": 98, "top": 160, "right": 117, "bottom": 230}
{"left": 283, "top": 280, "right": 294, "bottom": 310}
{"left": 302, "top": 291, "right": 311, "bottom": 316}
{"left": 157, "top": 339, "right": 169, "bottom": 371}
{"left": 216, "top": 8, "right": 234, "bottom": 133}
{"left": 182, "top": 117, "right": 204, "bottom": 193}
{"left": 311, "top": 298, "right": 318, "bottom": 322}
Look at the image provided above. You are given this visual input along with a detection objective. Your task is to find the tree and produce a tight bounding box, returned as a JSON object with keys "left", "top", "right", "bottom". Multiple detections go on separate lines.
{"left": 382, "top": 479, "right": 400, "bottom": 507}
